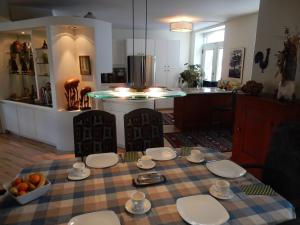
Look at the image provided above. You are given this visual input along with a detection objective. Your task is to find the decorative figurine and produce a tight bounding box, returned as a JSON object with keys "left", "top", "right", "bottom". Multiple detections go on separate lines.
{"left": 64, "top": 78, "right": 80, "bottom": 110}
{"left": 80, "top": 86, "right": 92, "bottom": 110}
{"left": 42, "top": 40, "right": 48, "bottom": 49}
{"left": 254, "top": 48, "right": 271, "bottom": 73}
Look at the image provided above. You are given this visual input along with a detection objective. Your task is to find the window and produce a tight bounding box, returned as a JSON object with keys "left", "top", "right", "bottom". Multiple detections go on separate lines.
{"left": 195, "top": 26, "right": 225, "bottom": 81}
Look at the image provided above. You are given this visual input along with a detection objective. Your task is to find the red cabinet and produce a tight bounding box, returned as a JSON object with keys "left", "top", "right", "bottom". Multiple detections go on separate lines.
{"left": 174, "top": 93, "right": 232, "bottom": 130}
{"left": 232, "top": 95, "right": 300, "bottom": 176}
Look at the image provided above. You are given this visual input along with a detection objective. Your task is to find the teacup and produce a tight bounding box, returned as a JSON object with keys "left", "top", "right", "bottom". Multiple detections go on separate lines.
{"left": 190, "top": 149, "right": 203, "bottom": 161}
{"left": 131, "top": 191, "right": 145, "bottom": 212}
{"left": 214, "top": 179, "right": 230, "bottom": 196}
{"left": 138, "top": 155, "right": 153, "bottom": 168}
{"left": 73, "top": 162, "right": 85, "bottom": 175}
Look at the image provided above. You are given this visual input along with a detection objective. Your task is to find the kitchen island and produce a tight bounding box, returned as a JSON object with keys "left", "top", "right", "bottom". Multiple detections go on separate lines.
{"left": 174, "top": 88, "right": 233, "bottom": 130}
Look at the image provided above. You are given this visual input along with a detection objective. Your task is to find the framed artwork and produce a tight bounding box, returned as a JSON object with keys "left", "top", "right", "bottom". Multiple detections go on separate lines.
{"left": 79, "top": 56, "right": 91, "bottom": 75}
{"left": 228, "top": 48, "right": 245, "bottom": 82}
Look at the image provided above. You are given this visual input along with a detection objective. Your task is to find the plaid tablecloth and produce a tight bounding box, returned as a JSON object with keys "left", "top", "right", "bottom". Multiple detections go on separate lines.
{"left": 0, "top": 148, "right": 296, "bottom": 225}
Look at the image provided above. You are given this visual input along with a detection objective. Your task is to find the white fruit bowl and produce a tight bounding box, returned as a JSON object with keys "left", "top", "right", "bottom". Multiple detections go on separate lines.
{"left": 3, "top": 179, "right": 51, "bottom": 205}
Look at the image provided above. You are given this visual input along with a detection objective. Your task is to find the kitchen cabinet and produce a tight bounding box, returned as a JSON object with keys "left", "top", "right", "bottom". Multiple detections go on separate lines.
{"left": 155, "top": 40, "right": 180, "bottom": 109}
{"left": 232, "top": 95, "right": 300, "bottom": 177}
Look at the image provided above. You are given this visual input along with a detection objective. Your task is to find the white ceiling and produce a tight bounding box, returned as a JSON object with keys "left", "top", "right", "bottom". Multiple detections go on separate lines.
{"left": 7, "top": 0, "right": 260, "bottom": 30}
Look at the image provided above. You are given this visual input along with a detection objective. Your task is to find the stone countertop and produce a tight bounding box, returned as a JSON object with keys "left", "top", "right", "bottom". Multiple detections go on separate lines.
{"left": 182, "top": 87, "right": 232, "bottom": 95}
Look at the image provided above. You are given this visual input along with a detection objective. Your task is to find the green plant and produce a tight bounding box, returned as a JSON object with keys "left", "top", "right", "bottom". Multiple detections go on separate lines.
{"left": 179, "top": 63, "right": 204, "bottom": 87}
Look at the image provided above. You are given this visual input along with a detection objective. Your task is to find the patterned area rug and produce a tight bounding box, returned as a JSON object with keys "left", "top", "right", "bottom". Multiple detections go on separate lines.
{"left": 164, "top": 129, "right": 232, "bottom": 152}
{"left": 162, "top": 113, "right": 174, "bottom": 125}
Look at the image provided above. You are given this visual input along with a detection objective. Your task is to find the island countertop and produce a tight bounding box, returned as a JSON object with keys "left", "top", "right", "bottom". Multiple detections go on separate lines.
{"left": 182, "top": 87, "right": 232, "bottom": 95}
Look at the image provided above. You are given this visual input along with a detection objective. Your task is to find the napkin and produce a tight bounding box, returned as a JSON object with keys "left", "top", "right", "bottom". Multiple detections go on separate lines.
{"left": 124, "top": 152, "right": 140, "bottom": 162}
{"left": 180, "top": 147, "right": 192, "bottom": 156}
{"left": 241, "top": 184, "right": 276, "bottom": 196}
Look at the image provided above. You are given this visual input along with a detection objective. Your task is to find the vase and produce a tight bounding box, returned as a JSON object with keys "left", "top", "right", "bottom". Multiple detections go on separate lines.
{"left": 277, "top": 80, "right": 295, "bottom": 101}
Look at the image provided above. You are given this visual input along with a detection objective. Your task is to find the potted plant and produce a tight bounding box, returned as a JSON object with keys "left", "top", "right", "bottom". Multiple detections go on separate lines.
{"left": 179, "top": 63, "right": 204, "bottom": 88}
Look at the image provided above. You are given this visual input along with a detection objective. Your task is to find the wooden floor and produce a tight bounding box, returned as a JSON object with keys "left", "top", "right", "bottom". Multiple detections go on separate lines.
{"left": 0, "top": 109, "right": 178, "bottom": 186}
{"left": 0, "top": 133, "right": 74, "bottom": 186}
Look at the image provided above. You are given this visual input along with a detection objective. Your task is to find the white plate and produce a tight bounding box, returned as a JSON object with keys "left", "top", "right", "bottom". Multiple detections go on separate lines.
{"left": 209, "top": 185, "right": 234, "bottom": 200}
{"left": 85, "top": 153, "right": 119, "bottom": 169}
{"left": 137, "top": 161, "right": 156, "bottom": 170}
{"left": 186, "top": 155, "right": 205, "bottom": 163}
{"left": 176, "top": 195, "right": 229, "bottom": 225}
{"left": 206, "top": 160, "right": 246, "bottom": 178}
{"left": 125, "top": 199, "right": 151, "bottom": 215}
{"left": 145, "top": 147, "right": 177, "bottom": 161}
{"left": 68, "top": 210, "right": 120, "bottom": 225}
{"left": 68, "top": 168, "right": 91, "bottom": 181}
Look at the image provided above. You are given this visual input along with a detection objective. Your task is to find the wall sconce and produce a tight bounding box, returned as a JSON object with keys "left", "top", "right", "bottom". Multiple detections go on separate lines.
{"left": 170, "top": 21, "right": 193, "bottom": 32}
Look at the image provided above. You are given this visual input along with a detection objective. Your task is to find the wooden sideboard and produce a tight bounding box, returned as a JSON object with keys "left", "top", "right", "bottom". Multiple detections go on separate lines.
{"left": 232, "top": 95, "right": 300, "bottom": 176}
{"left": 174, "top": 89, "right": 233, "bottom": 130}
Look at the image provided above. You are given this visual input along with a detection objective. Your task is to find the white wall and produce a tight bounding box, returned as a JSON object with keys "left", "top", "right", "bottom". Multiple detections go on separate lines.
{"left": 50, "top": 26, "right": 97, "bottom": 110}
{"left": 112, "top": 28, "right": 191, "bottom": 68}
{"left": 221, "top": 13, "right": 258, "bottom": 84}
{"left": 252, "top": 0, "right": 300, "bottom": 96}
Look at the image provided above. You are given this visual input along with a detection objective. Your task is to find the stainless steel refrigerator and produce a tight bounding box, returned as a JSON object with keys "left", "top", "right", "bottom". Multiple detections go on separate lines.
{"left": 127, "top": 56, "right": 156, "bottom": 89}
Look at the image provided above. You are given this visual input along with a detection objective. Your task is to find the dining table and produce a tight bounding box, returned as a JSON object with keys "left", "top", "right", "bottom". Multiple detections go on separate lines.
{"left": 0, "top": 148, "right": 296, "bottom": 225}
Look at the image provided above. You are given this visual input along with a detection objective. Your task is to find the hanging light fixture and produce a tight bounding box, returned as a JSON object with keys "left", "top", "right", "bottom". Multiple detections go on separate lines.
{"left": 88, "top": 0, "right": 186, "bottom": 100}
{"left": 170, "top": 21, "right": 193, "bottom": 32}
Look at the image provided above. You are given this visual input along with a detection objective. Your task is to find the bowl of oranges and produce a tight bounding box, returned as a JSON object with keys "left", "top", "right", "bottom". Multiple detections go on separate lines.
{"left": 3, "top": 173, "right": 51, "bottom": 205}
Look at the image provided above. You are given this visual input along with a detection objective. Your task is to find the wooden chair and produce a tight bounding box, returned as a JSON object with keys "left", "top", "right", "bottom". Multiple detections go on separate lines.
{"left": 243, "top": 121, "right": 300, "bottom": 217}
{"left": 124, "top": 108, "right": 164, "bottom": 152}
{"left": 73, "top": 110, "right": 117, "bottom": 160}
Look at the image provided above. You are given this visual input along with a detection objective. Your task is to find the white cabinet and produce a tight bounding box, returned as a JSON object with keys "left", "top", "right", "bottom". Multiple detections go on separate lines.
{"left": 126, "top": 39, "right": 155, "bottom": 56}
{"left": 154, "top": 40, "right": 180, "bottom": 88}
{"left": 154, "top": 40, "right": 180, "bottom": 109}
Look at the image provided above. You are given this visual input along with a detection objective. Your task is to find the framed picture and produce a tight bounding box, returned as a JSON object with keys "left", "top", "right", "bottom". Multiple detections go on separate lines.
{"left": 79, "top": 56, "right": 91, "bottom": 75}
{"left": 228, "top": 48, "right": 245, "bottom": 82}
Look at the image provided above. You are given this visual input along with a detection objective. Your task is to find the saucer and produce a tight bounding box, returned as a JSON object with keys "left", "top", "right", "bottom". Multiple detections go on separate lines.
{"left": 186, "top": 155, "right": 205, "bottom": 163}
{"left": 137, "top": 161, "right": 156, "bottom": 170}
{"left": 68, "top": 168, "right": 91, "bottom": 181}
{"left": 209, "top": 185, "right": 233, "bottom": 200}
{"left": 125, "top": 199, "right": 151, "bottom": 215}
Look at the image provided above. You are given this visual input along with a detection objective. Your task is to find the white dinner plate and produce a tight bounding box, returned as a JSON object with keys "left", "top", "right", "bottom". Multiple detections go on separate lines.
{"left": 68, "top": 168, "right": 91, "bottom": 181}
{"left": 206, "top": 160, "right": 246, "bottom": 178}
{"left": 176, "top": 195, "right": 229, "bottom": 225}
{"left": 85, "top": 153, "right": 119, "bottom": 169}
{"left": 68, "top": 210, "right": 120, "bottom": 225}
{"left": 145, "top": 147, "right": 177, "bottom": 161}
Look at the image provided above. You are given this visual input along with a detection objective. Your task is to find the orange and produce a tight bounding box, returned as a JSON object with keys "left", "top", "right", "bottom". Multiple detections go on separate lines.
{"left": 29, "top": 174, "right": 40, "bottom": 185}
{"left": 18, "top": 191, "right": 27, "bottom": 196}
{"left": 13, "top": 178, "right": 22, "bottom": 186}
{"left": 17, "top": 182, "right": 29, "bottom": 192}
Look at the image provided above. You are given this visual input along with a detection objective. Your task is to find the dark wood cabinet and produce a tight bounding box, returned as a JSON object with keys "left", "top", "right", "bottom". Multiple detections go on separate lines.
{"left": 174, "top": 93, "right": 232, "bottom": 130}
{"left": 232, "top": 95, "right": 300, "bottom": 173}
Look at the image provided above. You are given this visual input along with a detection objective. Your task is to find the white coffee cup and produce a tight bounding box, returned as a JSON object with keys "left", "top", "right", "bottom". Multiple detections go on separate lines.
{"left": 73, "top": 162, "right": 85, "bottom": 175}
{"left": 190, "top": 149, "right": 203, "bottom": 161}
{"left": 214, "top": 179, "right": 230, "bottom": 196}
{"left": 131, "top": 191, "right": 145, "bottom": 212}
{"left": 138, "top": 155, "right": 153, "bottom": 168}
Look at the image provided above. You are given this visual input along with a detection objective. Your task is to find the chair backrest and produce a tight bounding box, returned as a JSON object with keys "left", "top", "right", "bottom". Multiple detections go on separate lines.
{"left": 262, "top": 121, "right": 300, "bottom": 206}
{"left": 124, "top": 108, "right": 164, "bottom": 152}
{"left": 73, "top": 110, "right": 117, "bottom": 158}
